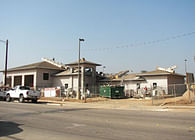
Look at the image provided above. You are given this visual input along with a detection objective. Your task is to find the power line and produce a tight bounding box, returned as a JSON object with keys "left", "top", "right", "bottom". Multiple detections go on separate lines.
{"left": 83, "top": 31, "right": 195, "bottom": 51}
{"left": 0, "top": 40, "right": 6, "bottom": 43}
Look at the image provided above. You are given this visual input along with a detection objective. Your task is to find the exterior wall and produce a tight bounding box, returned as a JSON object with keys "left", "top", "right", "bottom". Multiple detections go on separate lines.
{"left": 36, "top": 69, "right": 61, "bottom": 89}
{"left": 53, "top": 64, "right": 98, "bottom": 95}
{"left": 4, "top": 69, "right": 62, "bottom": 89}
{"left": 168, "top": 75, "right": 185, "bottom": 85}
{"left": 99, "top": 76, "right": 169, "bottom": 95}
{"left": 141, "top": 76, "right": 168, "bottom": 88}
{"left": 4, "top": 70, "right": 37, "bottom": 88}
{"left": 124, "top": 81, "right": 140, "bottom": 91}
{"left": 82, "top": 64, "right": 97, "bottom": 94}
{"left": 53, "top": 73, "right": 97, "bottom": 95}
{"left": 53, "top": 75, "right": 78, "bottom": 93}
{"left": 119, "top": 76, "right": 168, "bottom": 94}
{"left": 124, "top": 75, "right": 185, "bottom": 95}
{"left": 140, "top": 76, "right": 168, "bottom": 94}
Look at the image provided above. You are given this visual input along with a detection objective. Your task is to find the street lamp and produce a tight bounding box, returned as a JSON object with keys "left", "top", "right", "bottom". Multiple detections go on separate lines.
{"left": 184, "top": 59, "right": 187, "bottom": 74}
{"left": 0, "top": 39, "right": 8, "bottom": 87}
{"left": 102, "top": 66, "right": 106, "bottom": 73}
{"left": 77, "top": 38, "right": 85, "bottom": 100}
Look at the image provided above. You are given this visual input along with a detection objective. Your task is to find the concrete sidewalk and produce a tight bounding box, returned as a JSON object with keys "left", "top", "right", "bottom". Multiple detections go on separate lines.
{"left": 38, "top": 98, "right": 195, "bottom": 112}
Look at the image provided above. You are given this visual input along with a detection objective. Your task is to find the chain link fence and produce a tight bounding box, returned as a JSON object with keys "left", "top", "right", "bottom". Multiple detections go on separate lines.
{"left": 38, "top": 83, "right": 195, "bottom": 105}
{"left": 151, "top": 84, "right": 187, "bottom": 105}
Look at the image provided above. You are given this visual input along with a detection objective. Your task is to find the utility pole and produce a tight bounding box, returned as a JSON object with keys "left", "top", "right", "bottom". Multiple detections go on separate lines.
{"left": 4, "top": 40, "right": 8, "bottom": 86}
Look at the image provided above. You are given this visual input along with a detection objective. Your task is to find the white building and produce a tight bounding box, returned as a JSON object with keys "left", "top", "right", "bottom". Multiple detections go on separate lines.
{"left": 1, "top": 58, "right": 185, "bottom": 97}
{"left": 99, "top": 70, "right": 186, "bottom": 96}
{"left": 1, "top": 58, "right": 101, "bottom": 96}
{"left": 53, "top": 58, "right": 101, "bottom": 95}
{"left": 1, "top": 60, "right": 64, "bottom": 89}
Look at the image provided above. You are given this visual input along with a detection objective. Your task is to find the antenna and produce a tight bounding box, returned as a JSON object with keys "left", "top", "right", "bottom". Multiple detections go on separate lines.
{"left": 157, "top": 65, "right": 177, "bottom": 73}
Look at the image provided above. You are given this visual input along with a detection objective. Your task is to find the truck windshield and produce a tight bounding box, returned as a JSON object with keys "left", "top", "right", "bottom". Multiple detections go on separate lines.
{"left": 19, "top": 86, "right": 30, "bottom": 90}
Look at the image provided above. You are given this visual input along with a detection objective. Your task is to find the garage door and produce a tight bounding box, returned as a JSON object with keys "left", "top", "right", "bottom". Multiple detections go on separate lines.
{"left": 24, "top": 75, "right": 34, "bottom": 87}
{"left": 14, "top": 76, "right": 22, "bottom": 87}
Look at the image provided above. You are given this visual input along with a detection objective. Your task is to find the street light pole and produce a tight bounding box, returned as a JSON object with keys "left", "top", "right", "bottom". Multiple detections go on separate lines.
{"left": 77, "top": 38, "right": 84, "bottom": 100}
{"left": 4, "top": 40, "right": 8, "bottom": 86}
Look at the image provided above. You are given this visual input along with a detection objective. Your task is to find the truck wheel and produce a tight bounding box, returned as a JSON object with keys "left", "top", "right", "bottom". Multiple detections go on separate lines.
{"left": 6, "top": 94, "right": 11, "bottom": 102}
{"left": 19, "top": 94, "right": 24, "bottom": 103}
{"left": 32, "top": 99, "right": 37, "bottom": 103}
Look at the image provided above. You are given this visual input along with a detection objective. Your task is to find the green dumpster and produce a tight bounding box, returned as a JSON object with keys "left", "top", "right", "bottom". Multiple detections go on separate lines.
{"left": 99, "top": 86, "right": 125, "bottom": 99}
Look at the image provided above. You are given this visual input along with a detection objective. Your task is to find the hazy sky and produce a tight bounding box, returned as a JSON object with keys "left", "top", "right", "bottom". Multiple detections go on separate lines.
{"left": 0, "top": 0, "right": 195, "bottom": 81}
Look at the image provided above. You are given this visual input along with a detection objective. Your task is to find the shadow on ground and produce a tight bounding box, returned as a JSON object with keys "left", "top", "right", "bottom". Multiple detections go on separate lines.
{"left": 0, "top": 121, "right": 23, "bottom": 137}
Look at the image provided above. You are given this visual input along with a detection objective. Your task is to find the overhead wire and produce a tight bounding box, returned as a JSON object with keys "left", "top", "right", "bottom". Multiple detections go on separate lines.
{"left": 0, "top": 40, "right": 6, "bottom": 43}
{"left": 82, "top": 31, "right": 195, "bottom": 51}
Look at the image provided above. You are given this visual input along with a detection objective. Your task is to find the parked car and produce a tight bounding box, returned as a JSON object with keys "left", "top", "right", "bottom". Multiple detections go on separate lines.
{"left": 5, "top": 85, "right": 41, "bottom": 103}
{"left": 0, "top": 86, "right": 10, "bottom": 101}
{"left": 0, "top": 90, "right": 6, "bottom": 100}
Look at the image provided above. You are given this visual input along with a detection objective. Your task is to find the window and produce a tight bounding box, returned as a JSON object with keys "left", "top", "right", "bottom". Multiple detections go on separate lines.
{"left": 43, "top": 73, "right": 49, "bottom": 80}
{"left": 86, "top": 84, "right": 89, "bottom": 89}
{"left": 19, "top": 86, "right": 30, "bottom": 90}
{"left": 136, "top": 83, "right": 140, "bottom": 89}
{"left": 65, "top": 84, "right": 68, "bottom": 89}
{"left": 14, "top": 76, "right": 22, "bottom": 87}
{"left": 153, "top": 83, "right": 157, "bottom": 89}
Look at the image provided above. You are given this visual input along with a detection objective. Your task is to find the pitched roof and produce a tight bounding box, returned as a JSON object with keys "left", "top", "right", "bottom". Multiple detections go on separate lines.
{"left": 136, "top": 70, "right": 185, "bottom": 77}
{"left": 66, "top": 58, "right": 101, "bottom": 66}
{"left": 54, "top": 70, "right": 78, "bottom": 76}
{"left": 99, "top": 73, "right": 145, "bottom": 82}
{"left": 123, "top": 74, "right": 145, "bottom": 81}
{"left": 3, "top": 61, "right": 64, "bottom": 72}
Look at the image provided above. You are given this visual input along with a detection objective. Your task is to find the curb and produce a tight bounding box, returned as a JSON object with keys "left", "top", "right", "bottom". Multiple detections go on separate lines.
{"left": 38, "top": 100, "right": 195, "bottom": 111}
{"left": 163, "top": 106, "right": 195, "bottom": 109}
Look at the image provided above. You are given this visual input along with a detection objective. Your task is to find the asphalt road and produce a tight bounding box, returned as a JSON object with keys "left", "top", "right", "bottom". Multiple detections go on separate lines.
{"left": 0, "top": 102, "right": 195, "bottom": 140}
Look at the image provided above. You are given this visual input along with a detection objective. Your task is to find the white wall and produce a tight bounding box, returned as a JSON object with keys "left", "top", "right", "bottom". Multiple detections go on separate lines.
{"left": 5, "top": 70, "right": 37, "bottom": 88}
{"left": 36, "top": 69, "right": 60, "bottom": 88}
{"left": 5, "top": 69, "right": 62, "bottom": 89}
{"left": 53, "top": 75, "right": 78, "bottom": 92}
{"left": 141, "top": 76, "right": 168, "bottom": 89}
{"left": 124, "top": 81, "right": 138, "bottom": 91}
{"left": 123, "top": 76, "right": 168, "bottom": 94}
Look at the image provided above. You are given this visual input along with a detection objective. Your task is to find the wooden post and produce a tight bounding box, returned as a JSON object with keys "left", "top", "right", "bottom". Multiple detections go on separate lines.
{"left": 4, "top": 40, "right": 8, "bottom": 86}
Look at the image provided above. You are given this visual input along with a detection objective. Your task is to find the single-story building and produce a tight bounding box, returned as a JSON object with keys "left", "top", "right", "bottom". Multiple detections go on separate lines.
{"left": 1, "top": 58, "right": 65, "bottom": 89}
{"left": 99, "top": 69, "right": 186, "bottom": 96}
{"left": 1, "top": 58, "right": 101, "bottom": 97}
{"left": 1, "top": 58, "right": 186, "bottom": 97}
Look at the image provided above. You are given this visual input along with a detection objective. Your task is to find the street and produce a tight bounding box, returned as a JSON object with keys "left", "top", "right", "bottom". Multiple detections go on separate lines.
{"left": 0, "top": 102, "right": 195, "bottom": 140}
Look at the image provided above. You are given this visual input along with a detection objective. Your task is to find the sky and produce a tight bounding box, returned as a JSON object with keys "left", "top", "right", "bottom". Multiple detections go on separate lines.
{"left": 0, "top": 0, "right": 195, "bottom": 81}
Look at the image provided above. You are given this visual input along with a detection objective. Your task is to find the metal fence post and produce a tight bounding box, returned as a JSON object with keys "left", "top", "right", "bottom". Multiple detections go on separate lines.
{"left": 174, "top": 84, "right": 176, "bottom": 105}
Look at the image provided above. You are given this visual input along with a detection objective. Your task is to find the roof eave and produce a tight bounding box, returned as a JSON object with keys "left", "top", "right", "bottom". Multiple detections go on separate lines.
{"left": 1, "top": 67, "right": 63, "bottom": 73}
{"left": 66, "top": 63, "right": 101, "bottom": 66}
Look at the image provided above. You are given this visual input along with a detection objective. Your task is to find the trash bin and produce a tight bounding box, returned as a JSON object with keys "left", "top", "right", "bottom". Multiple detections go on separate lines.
{"left": 100, "top": 86, "right": 125, "bottom": 99}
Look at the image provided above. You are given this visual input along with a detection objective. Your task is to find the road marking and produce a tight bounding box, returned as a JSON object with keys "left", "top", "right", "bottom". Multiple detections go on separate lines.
{"left": 46, "top": 103, "right": 62, "bottom": 106}
{"left": 66, "top": 123, "right": 86, "bottom": 129}
{"left": 189, "top": 126, "right": 194, "bottom": 132}
{"left": 152, "top": 109, "right": 172, "bottom": 112}
{"left": 156, "top": 123, "right": 160, "bottom": 127}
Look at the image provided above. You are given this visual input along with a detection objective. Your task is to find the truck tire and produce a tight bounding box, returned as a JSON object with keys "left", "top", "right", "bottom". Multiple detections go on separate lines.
{"left": 32, "top": 98, "right": 37, "bottom": 103}
{"left": 6, "top": 94, "right": 11, "bottom": 102}
{"left": 19, "top": 94, "right": 24, "bottom": 103}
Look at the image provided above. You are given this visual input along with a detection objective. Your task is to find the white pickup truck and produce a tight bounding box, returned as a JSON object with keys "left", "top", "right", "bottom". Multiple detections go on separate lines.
{"left": 5, "top": 86, "right": 40, "bottom": 103}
